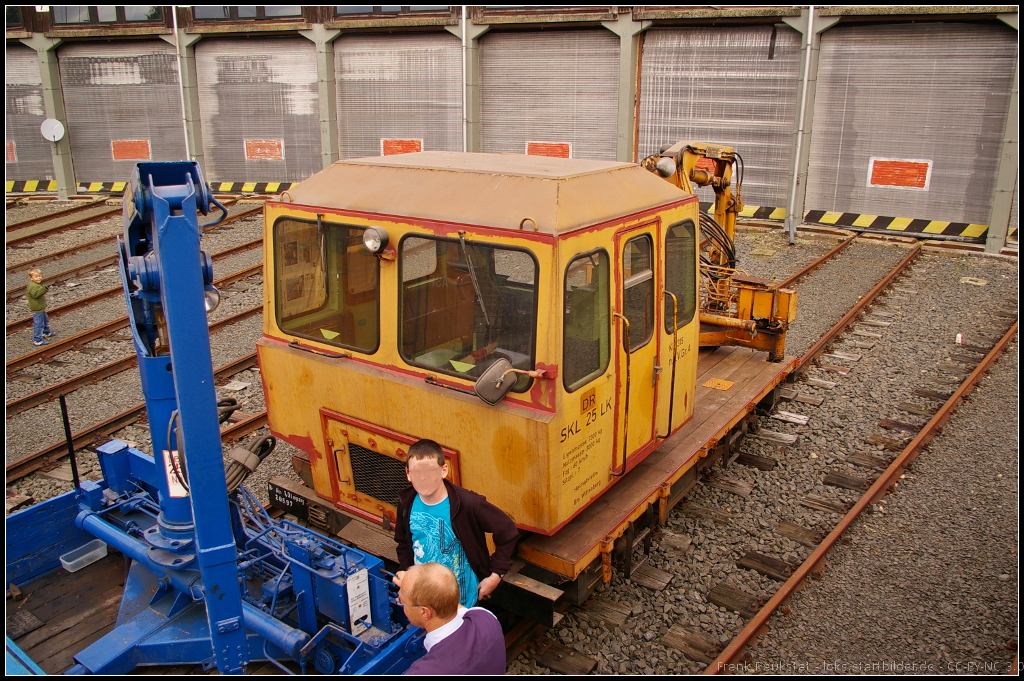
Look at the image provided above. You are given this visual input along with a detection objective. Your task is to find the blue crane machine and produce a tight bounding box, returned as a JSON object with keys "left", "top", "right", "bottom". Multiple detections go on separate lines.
{"left": 5, "top": 161, "right": 425, "bottom": 675}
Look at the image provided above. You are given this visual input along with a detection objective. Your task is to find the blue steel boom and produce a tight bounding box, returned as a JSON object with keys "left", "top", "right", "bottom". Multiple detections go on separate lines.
{"left": 5, "top": 161, "right": 424, "bottom": 675}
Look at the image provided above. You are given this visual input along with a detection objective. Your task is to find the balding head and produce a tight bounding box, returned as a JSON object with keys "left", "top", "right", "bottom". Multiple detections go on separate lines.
{"left": 404, "top": 563, "right": 460, "bottom": 621}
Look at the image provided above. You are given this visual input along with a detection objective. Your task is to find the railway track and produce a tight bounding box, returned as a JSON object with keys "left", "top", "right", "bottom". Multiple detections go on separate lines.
{"left": 5, "top": 198, "right": 108, "bottom": 231}
{"left": 708, "top": 321, "right": 1018, "bottom": 673}
{"left": 6, "top": 264, "right": 262, "bottom": 372}
{"left": 5, "top": 203, "right": 261, "bottom": 302}
{"left": 6, "top": 203, "right": 123, "bottom": 248}
{"left": 5, "top": 198, "right": 243, "bottom": 275}
{"left": 6, "top": 199, "right": 270, "bottom": 509}
{"left": 6, "top": 238, "right": 263, "bottom": 335}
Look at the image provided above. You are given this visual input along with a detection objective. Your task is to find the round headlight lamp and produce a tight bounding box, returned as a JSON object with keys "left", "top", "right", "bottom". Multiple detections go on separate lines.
{"left": 204, "top": 286, "right": 221, "bottom": 314}
{"left": 363, "top": 226, "right": 389, "bottom": 254}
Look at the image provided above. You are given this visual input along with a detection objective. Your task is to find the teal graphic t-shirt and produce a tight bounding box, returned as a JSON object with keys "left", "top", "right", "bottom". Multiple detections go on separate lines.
{"left": 410, "top": 495, "right": 480, "bottom": 607}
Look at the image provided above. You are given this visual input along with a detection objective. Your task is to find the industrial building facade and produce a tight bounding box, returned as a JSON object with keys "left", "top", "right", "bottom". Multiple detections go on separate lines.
{"left": 4, "top": 6, "right": 1018, "bottom": 250}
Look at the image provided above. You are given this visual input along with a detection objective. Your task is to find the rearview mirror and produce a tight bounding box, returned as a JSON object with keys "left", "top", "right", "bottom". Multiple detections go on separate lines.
{"left": 474, "top": 358, "right": 516, "bottom": 406}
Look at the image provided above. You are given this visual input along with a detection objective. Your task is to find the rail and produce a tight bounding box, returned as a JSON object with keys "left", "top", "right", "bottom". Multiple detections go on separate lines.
{"left": 705, "top": 320, "right": 1018, "bottom": 674}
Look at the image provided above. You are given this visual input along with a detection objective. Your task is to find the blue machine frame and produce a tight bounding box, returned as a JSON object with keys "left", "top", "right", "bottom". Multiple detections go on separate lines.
{"left": 4, "top": 162, "right": 425, "bottom": 675}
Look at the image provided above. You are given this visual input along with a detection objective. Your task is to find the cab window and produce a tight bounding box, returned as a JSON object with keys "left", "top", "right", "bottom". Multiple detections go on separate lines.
{"left": 664, "top": 219, "right": 697, "bottom": 331}
{"left": 622, "top": 235, "right": 654, "bottom": 351}
{"left": 273, "top": 217, "right": 379, "bottom": 352}
{"left": 563, "top": 249, "right": 610, "bottom": 392}
{"left": 400, "top": 235, "right": 538, "bottom": 392}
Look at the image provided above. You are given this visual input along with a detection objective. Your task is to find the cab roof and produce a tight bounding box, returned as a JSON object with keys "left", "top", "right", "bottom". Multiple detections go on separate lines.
{"left": 284, "top": 151, "right": 688, "bottom": 235}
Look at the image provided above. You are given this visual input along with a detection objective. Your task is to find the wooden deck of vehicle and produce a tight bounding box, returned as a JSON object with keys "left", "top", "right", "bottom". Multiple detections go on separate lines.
{"left": 5, "top": 554, "right": 294, "bottom": 675}
{"left": 7, "top": 553, "right": 126, "bottom": 674}
{"left": 518, "top": 345, "right": 799, "bottom": 579}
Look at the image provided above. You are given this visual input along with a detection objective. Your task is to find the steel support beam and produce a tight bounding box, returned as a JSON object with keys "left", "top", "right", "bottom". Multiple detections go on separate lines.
{"left": 447, "top": 18, "right": 490, "bottom": 153}
{"left": 986, "top": 19, "right": 1018, "bottom": 254}
{"left": 603, "top": 14, "right": 651, "bottom": 163}
{"left": 160, "top": 28, "right": 205, "bottom": 175}
{"left": 19, "top": 35, "right": 77, "bottom": 200}
{"left": 782, "top": 9, "right": 840, "bottom": 243}
{"left": 300, "top": 25, "right": 343, "bottom": 168}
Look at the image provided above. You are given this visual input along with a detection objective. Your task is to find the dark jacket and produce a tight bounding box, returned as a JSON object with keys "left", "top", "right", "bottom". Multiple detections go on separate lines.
{"left": 395, "top": 479, "right": 519, "bottom": 580}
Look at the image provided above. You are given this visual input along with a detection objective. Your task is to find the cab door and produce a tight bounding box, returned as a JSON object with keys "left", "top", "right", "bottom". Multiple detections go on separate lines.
{"left": 613, "top": 225, "right": 660, "bottom": 474}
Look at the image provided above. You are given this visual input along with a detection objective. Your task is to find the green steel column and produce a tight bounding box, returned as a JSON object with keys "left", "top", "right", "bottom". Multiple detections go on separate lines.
{"left": 602, "top": 14, "right": 650, "bottom": 163}
{"left": 160, "top": 30, "right": 205, "bottom": 175}
{"left": 987, "top": 14, "right": 1018, "bottom": 254}
{"left": 20, "top": 35, "right": 76, "bottom": 199}
{"left": 301, "top": 25, "right": 343, "bottom": 168}
{"left": 447, "top": 20, "right": 489, "bottom": 153}
{"left": 782, "top": 10, "right": 839, "bottom": 243}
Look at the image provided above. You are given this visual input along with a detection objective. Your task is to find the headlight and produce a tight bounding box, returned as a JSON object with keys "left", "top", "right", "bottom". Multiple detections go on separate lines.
{"left": 363, "top": 226, "right": 389, "bottom": 254}
{"left": 204, "top": 286, "right": 221, "bottom": 313}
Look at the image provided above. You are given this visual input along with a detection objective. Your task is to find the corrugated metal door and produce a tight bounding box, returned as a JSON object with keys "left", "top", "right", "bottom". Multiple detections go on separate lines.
{"left": 335, "top": 32, "right": 462, "bottom": 159}
{"left": 806, "top": 23, "right": 1017, "bottom": 225}
{"left": 480, "top": 30, "right": 619, "bottom": 161}
{"left": 638, "top": 26, "right": 803, "bottom": 208}
{"left": 58, "top": 41, "right": 186, "bottom": 181}
{"left": 5, "top": 44, "right": 53, "bottom": 180}
{"left": 196, "top": 37, "right": 320, "bottom": 182}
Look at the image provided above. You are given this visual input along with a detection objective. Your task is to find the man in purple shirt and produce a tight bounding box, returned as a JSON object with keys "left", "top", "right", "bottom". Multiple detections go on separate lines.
{"left": 400, "top": 562, "right": 506, "bottom": 675}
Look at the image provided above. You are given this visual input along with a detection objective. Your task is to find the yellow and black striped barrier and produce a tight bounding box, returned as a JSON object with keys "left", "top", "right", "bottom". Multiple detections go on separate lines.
{"left": 697, "top": 203, "right": 1013, "bottom": 243}
{"left": 6, "top": 180, "right": 297, "bottom": 195}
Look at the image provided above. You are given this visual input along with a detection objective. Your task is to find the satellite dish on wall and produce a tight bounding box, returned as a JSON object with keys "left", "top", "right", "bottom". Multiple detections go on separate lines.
{"left": 41, "top": 119, "right": 66, "bottom": 142}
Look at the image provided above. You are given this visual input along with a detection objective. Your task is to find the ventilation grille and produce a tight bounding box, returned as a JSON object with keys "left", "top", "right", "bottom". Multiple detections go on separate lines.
{"left": 348, "top": 443, "right": 407, "bottom": 505}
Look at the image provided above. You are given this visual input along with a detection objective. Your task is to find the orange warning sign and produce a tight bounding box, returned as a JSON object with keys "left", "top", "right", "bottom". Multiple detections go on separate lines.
{"left": 245, "top": 139, "right": 285, "bottom": 161}
{"left": 868, "top": 158, "right": 931, "bottom": 190}
{"left": 527, "top": 142, "right": 571, "bottom": 159}
{"left": 381, "top": 139, "right": 423, "bottom": 156}
{"left": 111, "top": 140, "right": 152, "bottom": 161}
{"left": 6, "top": 141, "right": 16, "bottom": 163}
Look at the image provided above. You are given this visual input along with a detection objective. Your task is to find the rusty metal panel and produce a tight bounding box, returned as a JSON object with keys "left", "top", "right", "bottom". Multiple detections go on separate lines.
{"left": 638, "top": 26, "right": 803, "bottom": 208}
{"left": 479, "top": 30, "right": 619, "bottom": 161}
{"left": 806, "top": 22, "right": 1016, "bottom": 224}
{"left": 335, "top": 32, "right": 462, "bottom": 159}
{"left": 196, "top": 37, "right": 320, "bottom": 182}
{"left": 57, "top": 41, "right": 185, "bottom": 181}
{"left": 5, "top": 44, "right": 53, "bottom": 180}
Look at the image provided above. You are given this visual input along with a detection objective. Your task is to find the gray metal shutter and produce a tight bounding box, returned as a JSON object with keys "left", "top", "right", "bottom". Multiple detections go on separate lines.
{"left": 335, "top": 32, "right": 462, "bottom": 159}
{"left": 196, "top": 37, "right": 320, "bottom": 182}
{"left": 58, "top": 41, "right": 186, "bottom": 181}
{"left": 5, "top": 44, "right": 53, "bottom": 180}
{"left": 805, "top": 23, "right": 1017, "bottom": 225}
{"left": 638, "top": 26, "right": 802, "bottom": 208}
{"left": 480, "top": 30, "right": 619, "bottom": 161}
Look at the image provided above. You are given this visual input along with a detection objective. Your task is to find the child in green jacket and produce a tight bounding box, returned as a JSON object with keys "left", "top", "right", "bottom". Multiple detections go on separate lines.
{"left": 27, "top": 268, "right": 56, "bottom": 346}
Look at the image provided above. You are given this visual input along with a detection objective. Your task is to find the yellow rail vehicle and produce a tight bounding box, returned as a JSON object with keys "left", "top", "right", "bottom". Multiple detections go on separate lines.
{"left": 259, "top": 152, "right": 701, "bottom": 537}
{"left": 259, "top": 149, "right": 797, "bottom": 612}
